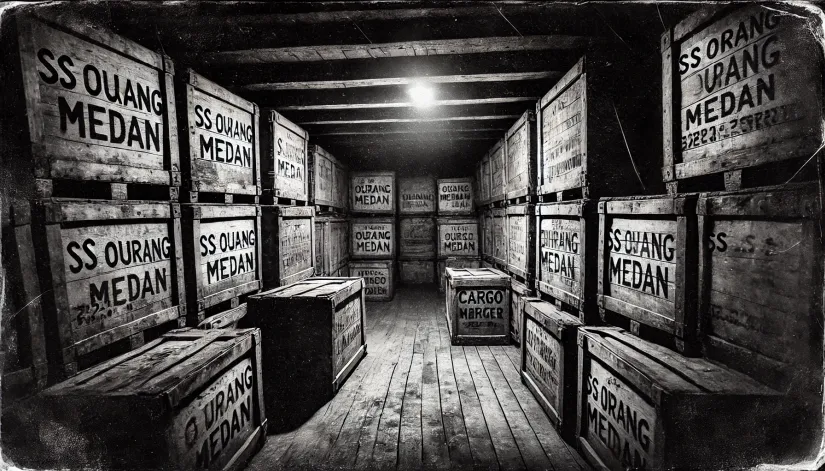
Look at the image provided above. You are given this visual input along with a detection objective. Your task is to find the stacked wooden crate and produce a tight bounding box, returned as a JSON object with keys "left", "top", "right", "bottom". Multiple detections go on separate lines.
{"left": 398, "top": 176, "right": 437, "bottom": 286}
{"left": 350, "top": 171, "right": 396, "bottom": 300}
{"left": 437, "top": 177, "right": 481, "bottom": 293}
{"left": 309, "top": 144, "right": 349, "bottom": 278}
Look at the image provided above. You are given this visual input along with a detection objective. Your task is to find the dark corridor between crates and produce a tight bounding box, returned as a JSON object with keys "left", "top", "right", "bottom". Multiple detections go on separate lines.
{"left": 1, "top": 2, "right": 824, "bottom": 471}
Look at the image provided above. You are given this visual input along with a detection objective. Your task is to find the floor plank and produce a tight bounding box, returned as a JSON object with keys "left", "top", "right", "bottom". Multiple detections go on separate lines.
{"left": 421, "top": 315, "right": 450, "bottom": 470}
{"left": 451, "top": 344, "right": 499, "bottom": 471}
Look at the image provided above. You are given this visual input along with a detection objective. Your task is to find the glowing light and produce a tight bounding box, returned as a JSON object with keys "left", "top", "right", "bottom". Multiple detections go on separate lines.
{"left": 408, "top": 84, "right": 436, "bottom": 108}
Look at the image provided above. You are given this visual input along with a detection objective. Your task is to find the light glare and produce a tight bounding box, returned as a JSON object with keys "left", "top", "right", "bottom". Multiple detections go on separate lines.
{"left": 408, "top": 85, "right": 435, "bottom": 107}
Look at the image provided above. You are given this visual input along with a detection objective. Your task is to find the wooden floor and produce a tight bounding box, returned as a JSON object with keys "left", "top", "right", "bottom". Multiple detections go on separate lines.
{"left": 246, "top": 286, "right": 588, "bottom": 471}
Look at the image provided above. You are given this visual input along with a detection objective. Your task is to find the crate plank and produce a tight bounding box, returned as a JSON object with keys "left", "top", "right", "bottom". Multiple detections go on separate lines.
{"left": 491, "top": 208, "right": 508, "bottom": 265}
{"left": 488, "top": 139, "right": 506, "bottom": 203}
{"left": 509, "top": 278, "right": 534, "bottom": 345}
{"left": 437, "top": 257, "right": 482, "bottom": 294}
{"left": 399, "top": 217, "right": 436, "bottom": 259}
{"left": 506, "top": 111, "right": 538, "bottom": 200}
{"left": 506, "top": 204, "right": 535, "bottom": 281}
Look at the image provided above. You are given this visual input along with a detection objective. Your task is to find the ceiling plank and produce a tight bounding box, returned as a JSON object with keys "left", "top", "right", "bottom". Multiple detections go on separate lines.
{"left": 276, "top": 97, "right": 538, "bottom": 111}
{"left": 201, "top": 35, "right": 592, "bottom": 65}
{"left": 300, "top": 116, "right": 519, "bottom": 125}
{"left": 278, "top": 102, "right": 532, "bottom": 123}
{"left": 313, "top": 128, "right": 502, "bottom": 136}
{"left": 244, "top": 71, "right": 558, "bottom": 91}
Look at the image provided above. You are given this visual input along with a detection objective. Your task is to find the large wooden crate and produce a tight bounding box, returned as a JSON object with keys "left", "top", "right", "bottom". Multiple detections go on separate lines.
{"left": 399, "top": 259, "right": 435, "bottom": 285}
{"left": 350, "top": 260, "right": 395, "bottom": 301}
{"left": 314, "top": 217, "right": 328, "bottom": 276}
{"left": 182, "top": 204, "right": 262, "bottom": 326}
{"left": 333, "top": 161, "right": 349, "bottom": 211}
{"left": 350, "top": 171, "right": 396, "bottom": 215}
{"left": 475, "top": 160, "right": 487, "bottom": 206}
{"left": 489, "top": 138, "right": 507, "bottom": 203}
{"left": 506, "top": 111, "right": 538, "bottom": 201}
{"left": 399, "top": 217, "right": 436, "bottom": 259}
{"left": 177, "top": 69, "right": 260, "bottom": 204}
{"left": 18, "top": 328, "right": 267, "bottom": 470}
{"left": 521, "top": 298, "right": 582, "bottom": 440}
{"left": 536, "top": 200, "right": 598, "bottom": 323}
{"left": 437, "top": 217, "right": 479, "bottom": 260}
{"left": 261, "top": 205, "right": 315, "bottom": 289}
{"left": 577, "top": 327, "right": 789, "bottom": 470}
{"left": 438, "top": 177, "right": 475, "bottom": 216}
{"left": 506, "top": 203, "right": 536, "bottom": 282}
{"left": 7, "top": 12, "right": 180, "bottom": 200}
{"left": 438, "top": 257, "right": 482, "bottom": 294}
{"left": 399, "top": 176, "right": 436, "bottom": 215}
{"left": 329, "top": 217, "right": 350, "bottom": 272}
{"left": 479, "top": 153, "right": 492, "bottom": 204}
{"left": 537, "top": 55, "right": 660, "bottom": 201}
{"left": 597, "top": 195, "right": 698, "bottom": 353}
{"left": 445, "top": 268, "right": 511, "bottom": 345}
{"left": 26, "top": 199, "right": 185, "bottom": 379}
{"left": 509, "top": 278, "right": 534, "bottom": 345}
{"left": 263, "top": 111, "right": 309, "bottom": 203}
{"left": 662, "top": 5, "right": 824, "bottom": 192}
{"left": 309, "top": 144, "right": 348, "bottom": 210}
{"left": 698, "top": 184, "right": 823, "bottom": 406}
{"left": 243, "top": 278, "right": 367, "bottom": 430}
{"left": 351, "top": 217, "right": 396, "bottom": 260}
{"left": 491, "top": 208, "right": 508, "bottom": 266}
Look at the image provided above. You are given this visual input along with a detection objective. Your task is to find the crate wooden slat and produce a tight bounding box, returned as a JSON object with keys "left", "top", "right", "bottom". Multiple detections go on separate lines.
{"left": 577, "top": 326, "right": 789, "bottom": 470}
{"left": 537, "top": 55, "right": 661, "bottom": 201}
{"left": 262, "top": 111, "right": 309, "bottom": 203}
{"left": 445, "top": 267, "right": 511, "bottom": 345}
{"left": 521, "top": 298, "right": 582, "bottom": 440}
{"left": 196, "top": 303, "right": 248, "bottom": 329}
{"left": 28, "top": 199, "right": 185, "bottom": 379}
{"left": 309, "top": 144, "right": 347, "bottom": 209}
{"left": 351, "top": 217, "right": 396, "bottom": 260}
{"left": 437, "top": 217, "right": 479, "bottom": 260}
{"left": 314, "top": 217, "right": 328, "bottom": 276}
{"left": 491, "top": 208, "right": 508, "bottom": 266}
{"left": 489, "top": 138, "right": 507, "bottom": 203}
{"left": 438, "top": 257, "right": 482, "bottom": 294}
{"left": 506, "top": 111, "right": 538, "bottom": 201}
{"left": 399, "top": 176, "right": 436, "bottom": 215}
{"left": 438, "top": 177, "right": 475, "bottom": 216}
{"left": 481, "top": 209, "right": 493, "bottom": 262}
{"left": 329, "top": 217, "right": 350, "bottom": 272}
{"left": 475, "top": 160, "right": 487, "bottom": 207}
{"left": 509, "top": 278, "right": 534, "bottom": 345}
{"left": 243, "top": 278, "right": 367, "bottom": 430}
{"left": 399, "top": 217, "right": 436, "bottom": 259}
{"left": 536, "top": 200, "right": 598, "bottom": 323}
{"left": 20, "top": 328, "right": 267, "bottom": 470}
{"left": 399, "top": 259, "right": 436, "bottom": 285}
{"left": 597, "top": 195, "right": 698, "bottom": 353}
{"left": 698, "top": 184, "right": 823, "bottom": 406}
{"left": 662, "top": 5, "right": 824, "bottom": 192}
{"left": 350, "top": 260, "right": 395, "bottom": 301}
{"left": 182, "top": 204, "right": 262, "bottom": 326}
{"left": 333, "top": 161, "right": 349, "bottom": 212}
{"left": 261, "top": 205, "right": 315, "bottom": 289}
{"left": 506, "top": 203, "right": 536, "bottom": 282}
{"left": 177, "top": 69, "right": 260, "bottom": 204}
{"left": 350, "top": 171, "right": 396, "bottom": 215}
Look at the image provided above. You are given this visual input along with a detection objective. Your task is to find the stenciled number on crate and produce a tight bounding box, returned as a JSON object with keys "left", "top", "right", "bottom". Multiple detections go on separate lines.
{"left": 193, "top": 91, "right": 254, "bottom": 169}
{"left": 333, "top": 298, "right": 362, "bottom": 375}
{"left": 543, "top": 78, "right": 584, "bottom": 185}
{"left": 280, "top": 219, "right": 312, "bottom": 276}
{"left": 540, "top": 219, "right": 581, "bottom": 293}
{"left": 508, "top": 215, "right": 528, "bottom": 268}
{"left": 63, "top": 224, "right": 172, "bottom": 331}
{"left": 524, "top": 317, "right": 561, "bottom": 411}
{"left": 585, "top": 361, "right": 657, "bottom": 470}
{"left": 31, "top": 21, "right": 166, "bottom": 161}
{"left": 352, "top": 267, "right": 391, "bottom": 297}
{"left": 353, "top": 223, "right": 392, "bottom": 256}
{"left": 442, "top": 223, "right": 477, "bottom": 256}
{"left": 456, "top": 289, "right": 507, "bottom": 335}
{"left": 606, "top": 219, "right": 676, "bottom": 307}
{"left": 171, "top": 358, "right": 255, "bottom": 469}
{"left": 678, "top": 8, "right": 813, "bottom": 157}
{"left": 199, "top": 220, "right": 256, "bottom": 286}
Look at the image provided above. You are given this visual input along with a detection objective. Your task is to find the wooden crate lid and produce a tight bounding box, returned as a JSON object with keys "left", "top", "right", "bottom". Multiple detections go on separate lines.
{"left": 510, "top": 278, "right": 533, "bottom": 294}
{"left": 580, "top": 327, "right": 780, "bottom": 399}
{"left": 254, "top": 277, "right": 363, "bottom": 303}
{"left": 597, "top": 193, "right": 698, "bottom": 216}
{"left": 523, "top": 298, "right": 581, "bottom": 337}
{"left": 349, "top": 260, "right": 394, "bottom": 269}
{"left": 41, "top": 328, "right": 258, "bottom": 409}
{"left": 446, "top": 267, "right": 509, "bottom": 284}
{"left": 698, "top": 182, "right": 819, "bottom": 218}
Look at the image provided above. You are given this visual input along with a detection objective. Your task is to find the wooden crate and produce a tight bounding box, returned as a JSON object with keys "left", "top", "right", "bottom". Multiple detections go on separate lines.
{"left": 537, "top": 55, "right": 660, "bottom": 201}
{"left": 489, "top": 138, "right": 507, "bottom": 203}
{"left": 491, "top": 208, "right": 508, "bottom": 266}
{"left": 536, "top": 200, "right": 598, "bottom": 323}
{"left": 333, "top": 161, "right": 349, "bottom": 211}
{"left": 182, "top": 204, "right": 262, "bottom": 326}
{"left": 351, "top": 217, "right": 396, "bottom": 260}
{"left": 329, "top": 217, "right": 350, "bottom": 272}
{"left": 437, "top": 217, "right": 479, "bottom": 260}
{"left": 475, "top": 160, "right": 487, "bottom": 207}
{"left": 350, "top": 171, "right": 396, "bottom": 215}
{"left": 506, "top": 111, "right": 538, "bottom": 202}
{"left": 261, "top": 205, "right": 315, "bottom": 289}
{"left": 662, "top": 5, "right": 824, "bottom": 192}
{"left": 698, "top": 184, "right": 823, "bottom": 405}
{"left": 438, "top": 177, "right": 475, "bottom": 216}
{"left": 481, "top": 209, "right": 493, "bottom": 261}
{"left": 506, "top": 203, "right": 536, "bottom": 282}
{"left": 509, "top": 278, "right": 534, "bottom": 345}
{"left": 480, "top": 153, "right": 492, "bottom": 204}
{"left": 22, "top": 328, "right": 267, "bottom": 470}
{"left": 177, "top": 69, "right": 260, "bottom": 204}
{"left": 597, "top": 195, "right": 698, "bottom": 353}
{"left": 399, "top": 217, "right": 436, "bottom": 259}
{"left": 262, "top": 111, "right": 309, "bottom": 203}
{"left": 27, "top": 199, "right": 185, "bottom": 379}
{"left": 399, "top": 176, "right": 436, "bottom": 215}
{"left": 196, "top": 303, "right": 248, "bottom": 329}
{"left": 399, "top": 259, "right": 435, "bottom": 285}
{"left": 521, "top": 298, "right": 582, "bottom": 439}
{"left": 309, "top": 144, "right": 347, "bottom": 210}
{"left": 438, "top": 257, "right": 482, "bottom": 294}
{"left": 350, "top": 260, "right": 395, "bottom": 301}
{"left": 243, "top": 278, "right": 366, "bottom": 430}
{"left": 9, "top": 12, "right": 180, "bottom": 200}
{"left": 314, "top": 217, "right": 328, "bottom": 276}
{"left": 445, "top": 267, "right": 511, "bottom": 345}
{"left": 577, "top": 326, "right": 788, "bottom": 470}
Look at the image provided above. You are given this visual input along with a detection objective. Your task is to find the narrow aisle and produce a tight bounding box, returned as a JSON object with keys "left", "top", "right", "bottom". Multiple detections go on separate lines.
{"left": 246, "top": 286, "right": 587, "bottom": 471}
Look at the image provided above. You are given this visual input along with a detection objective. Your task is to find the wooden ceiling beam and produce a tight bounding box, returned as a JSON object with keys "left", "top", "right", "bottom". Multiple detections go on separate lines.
{"left": 278, "top": 102, "right": 532, "bottom": 123}
{"left": 276, "top": 97, "right": 538, "bottom": 111}
{"left": 300, "top": 116, "right": 519, "bottom": 125}
{"left": 313, "top": 128, "right": 503, "bottom": 136}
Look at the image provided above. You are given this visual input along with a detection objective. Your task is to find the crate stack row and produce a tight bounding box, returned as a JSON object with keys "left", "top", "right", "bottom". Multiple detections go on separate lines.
{"left": 468, "top": 5, "right": 824, "bottom": 470}
{"left": 310, "top": 145, "right": 350, "bottom": 278}
{"left": 435, "top": 177, "right": 480, "bottom": 292}
{"left": 349, "top": 171, "right": 397, "bottom": 300}
{"left": 398, "top": 176, "right": 438, "bottom": 287}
